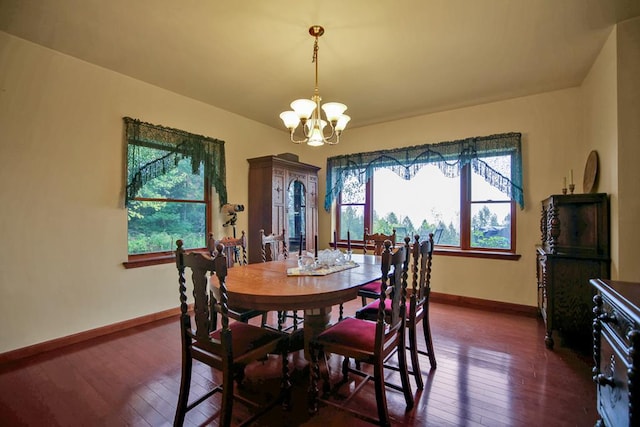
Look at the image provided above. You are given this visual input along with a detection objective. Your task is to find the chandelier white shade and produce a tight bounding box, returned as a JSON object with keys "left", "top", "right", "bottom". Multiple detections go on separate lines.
{"left": 280, "top": 25, "right": 350, "bottom": 146}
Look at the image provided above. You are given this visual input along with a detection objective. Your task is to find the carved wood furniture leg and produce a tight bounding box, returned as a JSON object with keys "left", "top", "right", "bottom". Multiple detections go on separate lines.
{"left": 308, "top": 344, "right": 319, "bottom": 415}
{"left": 545, "top": 330, "right": 554, "bottom": 349}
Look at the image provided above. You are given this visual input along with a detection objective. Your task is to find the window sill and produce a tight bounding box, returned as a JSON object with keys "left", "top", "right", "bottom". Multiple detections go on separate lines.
{"left": 434, "top": 247, "right": 521, "bottom": 261}
{"left": 123, "top": 254, "right": 174, "bottom": 269}
{"left": 123, "top": 248, "right": 207, "bottom": 269}
{"left": 335, "top": 243, "right": 520, "bottom": 261}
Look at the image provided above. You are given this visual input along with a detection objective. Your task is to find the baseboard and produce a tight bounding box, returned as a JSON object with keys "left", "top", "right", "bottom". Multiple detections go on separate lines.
{"left": 430, "top": 291, "right": 538, "bottom": 317}
{"left": 0, "top": 307, "right": 182, "bottom": 365}
{"left": 1, "top": 294, "right": 537, "bottom": 364}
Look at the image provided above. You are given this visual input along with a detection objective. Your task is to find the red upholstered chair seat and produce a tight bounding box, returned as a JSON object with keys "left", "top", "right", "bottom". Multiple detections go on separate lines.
{"left": 356, "top": 279, "right": 383, "bottom": 306}
{"left": 359, "top": 280, "right": 382, "bottom": 293}
{"left": 315, "top": 317, "right": 377, "bottom": 353}
{"left": 357, "top": 299, "right": 410, "bottom": 319}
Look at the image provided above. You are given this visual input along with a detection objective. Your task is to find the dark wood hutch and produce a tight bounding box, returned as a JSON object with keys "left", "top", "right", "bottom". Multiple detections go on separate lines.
{"left": 536, "top": 193, "right": 610, "bottom": 351}
{"left": 247, "top": 154, "right": 320, "bottom": 264}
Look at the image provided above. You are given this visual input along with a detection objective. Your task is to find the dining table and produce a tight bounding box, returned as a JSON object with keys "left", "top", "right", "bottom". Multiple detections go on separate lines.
{"left": 224, "top": 253, "right": 382, "bottom": 357}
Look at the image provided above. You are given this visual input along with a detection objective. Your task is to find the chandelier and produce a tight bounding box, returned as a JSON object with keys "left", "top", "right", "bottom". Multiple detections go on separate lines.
{"left": 280, "top": 25, "right": 350, "bottom": 146}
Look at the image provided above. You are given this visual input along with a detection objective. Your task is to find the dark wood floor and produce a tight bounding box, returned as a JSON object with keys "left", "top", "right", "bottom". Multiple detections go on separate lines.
{"left": 0, "top": 300, "right": 597, "bottom": 426}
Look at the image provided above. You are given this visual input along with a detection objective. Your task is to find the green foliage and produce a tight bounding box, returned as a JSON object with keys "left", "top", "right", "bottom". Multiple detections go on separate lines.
{"left": 471, "top": 231, "right": 510, "bottom": 249}
{"left": 128, "top": 149, "right": 207, "bottom": 254}
{"left": 470, "top": 206, "right": 510, "bottom": 249}
{"left": 385, "top": 212, "right": 399, "bottom": 228}
{"left": 472, "top": 206, "right": 497, "bottom": 229}
{"left": 340, "top": 206, "right": 364, "bottom": 240}
{"left": 365, "top": 204, "right": 509, "bottom": 249}
{"left": 401, "top": 216, "right": 414, "bottom": 234}
{"left": 128, "top": 231, "right": 203, "bottom": 254}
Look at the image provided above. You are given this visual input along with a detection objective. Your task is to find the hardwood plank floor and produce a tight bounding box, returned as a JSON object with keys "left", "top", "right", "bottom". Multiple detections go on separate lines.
{"left": 0, "top": 300, "right": 597, "bottom": 426}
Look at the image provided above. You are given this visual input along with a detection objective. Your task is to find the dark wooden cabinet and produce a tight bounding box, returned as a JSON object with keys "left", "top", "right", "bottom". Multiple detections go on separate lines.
{"left": 247, "top": 154, "right": 320, "bottom": 264}
{"left": 536, "top": 193, "right": 610, "bottom": 350}
{"left": 591, "top": 279, "right": 640, "bottom": 427}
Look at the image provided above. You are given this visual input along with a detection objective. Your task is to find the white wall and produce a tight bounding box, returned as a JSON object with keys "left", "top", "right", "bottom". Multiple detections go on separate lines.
{"left": 581, "top": 27, "right": 619, "bottom": 277}
{"left": 580, "top": 17, "right": 640, "bottom": 282}
{"left": 616, "top": 17, "right": 640, "bottom": 281}
{"left": 0, "top": 32, "right": 291, "bottom": 353}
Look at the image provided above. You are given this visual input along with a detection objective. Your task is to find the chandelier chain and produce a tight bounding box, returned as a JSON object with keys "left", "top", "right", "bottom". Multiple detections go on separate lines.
{"left": 313, "top": 38, "right": 319, "bottom": 92}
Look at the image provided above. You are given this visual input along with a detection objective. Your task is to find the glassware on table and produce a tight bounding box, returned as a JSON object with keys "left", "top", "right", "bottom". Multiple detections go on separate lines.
{"left": 298, "top": 253, "right": 316, "bottom": 271}
{"left": 346, "top": 250, "right": 352, "bottom": 262}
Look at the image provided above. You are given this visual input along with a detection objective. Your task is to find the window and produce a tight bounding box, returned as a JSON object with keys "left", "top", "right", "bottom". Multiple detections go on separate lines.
{"left": 127, "top": 147, "right": 208, "bottom": 255}
{"left": 469, "top": 155, "right": 514, "bottom": 250}
{"left": 123, "top": 117, "right": 227, "bottom": 267}
{"left": 372, "top": 165, "right": 461, "bottom": 246}
{"left": 330, "top": 133, "right": 523, "bottom": 257}
{"left": 337, "top": 174, "right": 367, "bottom": 241}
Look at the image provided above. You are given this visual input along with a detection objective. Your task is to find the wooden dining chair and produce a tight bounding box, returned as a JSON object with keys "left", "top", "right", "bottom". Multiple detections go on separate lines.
{"left": 356, "top": 233, "right": 437, "bottom": 390}
{"left": 357, "top": 228, "right": 397, "bottom": 306}
{"left": 260, "top": 228, "right": 288, "bottom": 262}
{"left": 219, "top": 230, "right": 248, "bottom": 266}
{"left": 174, "top": 240, "right": 291, "bottom": 427}
{"left": 260, "top": 229, "right": 302, "bottom": 333}
{"left": 208, "top": 233, "right": 267, "bottom": 328}
{"left": 308, "top": 240, "right": 413, "bottom": 426}
{"left": 362, "top": 228, "right": 397, "bottom": 255}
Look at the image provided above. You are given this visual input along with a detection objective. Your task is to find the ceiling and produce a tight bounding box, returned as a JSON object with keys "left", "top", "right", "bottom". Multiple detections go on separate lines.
{"left": 1, "top": 0, "right": 639, "bottom": 131}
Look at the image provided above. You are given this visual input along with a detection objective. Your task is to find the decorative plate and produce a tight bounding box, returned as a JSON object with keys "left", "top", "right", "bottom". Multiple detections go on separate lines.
{"left": 583, "top": 150, "right": 598, "bottom": 193}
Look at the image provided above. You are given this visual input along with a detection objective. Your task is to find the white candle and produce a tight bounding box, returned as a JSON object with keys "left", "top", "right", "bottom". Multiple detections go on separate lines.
{"left": 563, "top": 177, "right": 566, "bottom": 188}
{"left": 570, "top": 169, "right": 573, "bottom": 185}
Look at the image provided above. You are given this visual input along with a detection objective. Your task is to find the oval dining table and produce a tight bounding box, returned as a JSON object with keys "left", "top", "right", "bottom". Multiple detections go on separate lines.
{"left": 224, "top": 253, "right": 382, "bottom": 358}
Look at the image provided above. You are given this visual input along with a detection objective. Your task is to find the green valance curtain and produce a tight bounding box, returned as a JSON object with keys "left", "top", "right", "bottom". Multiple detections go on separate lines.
{"left": 124, "top": 117, "right": 227, "bottom": 206}
{"left": 325, "top": 132, "right": 524, "bottom": 211}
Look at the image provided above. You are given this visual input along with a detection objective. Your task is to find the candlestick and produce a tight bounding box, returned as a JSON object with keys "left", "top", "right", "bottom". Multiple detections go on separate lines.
{"left": 314, "top": 235, "right": 318, "bottom": 258}
{"left": 347, "top": 231, "right": 351, "bottom": 251}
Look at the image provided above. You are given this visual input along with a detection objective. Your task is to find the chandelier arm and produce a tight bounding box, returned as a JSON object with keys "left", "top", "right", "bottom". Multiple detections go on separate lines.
{"left": 288, "top": 129, "right": 305, "bottom": 144}
{"left": 321, "top": 125, "right": 336, "bottom": 142}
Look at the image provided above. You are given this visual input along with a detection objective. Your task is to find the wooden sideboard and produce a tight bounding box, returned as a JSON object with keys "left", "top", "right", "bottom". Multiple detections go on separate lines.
{"left": 591, "top": 279, "right": 640, "bottom": 427}
{"left": 536, "top": 193, "right": 610, "bottom": 350}
{"left": 247, "top": 154, "right": 320, "bottom": 264}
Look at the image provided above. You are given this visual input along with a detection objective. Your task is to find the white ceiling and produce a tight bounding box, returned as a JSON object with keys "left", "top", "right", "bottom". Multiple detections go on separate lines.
{"left": 1, "top": 0, "right": 639, "bottom": 131}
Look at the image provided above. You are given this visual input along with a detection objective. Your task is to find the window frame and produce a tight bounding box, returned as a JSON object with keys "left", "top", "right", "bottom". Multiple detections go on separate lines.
{"left": 335, "top": 162, "right": 519, "bottom": 260}
{"left": 336, "top": 179, "right": 372, "bottom": 247}
{"left": 124, "top": 165, "right": 212, "bottom": 269}
{"left": 122, "top": 117, "right": 226, "bottom": 269}
{"left": 125, "top": 194, "right": 211, "bottom": 268}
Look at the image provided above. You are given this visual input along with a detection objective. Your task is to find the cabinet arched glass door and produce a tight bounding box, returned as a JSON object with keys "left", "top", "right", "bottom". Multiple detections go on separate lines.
{"left": 287, "top": 180, "right": 306, "bottom": 253}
